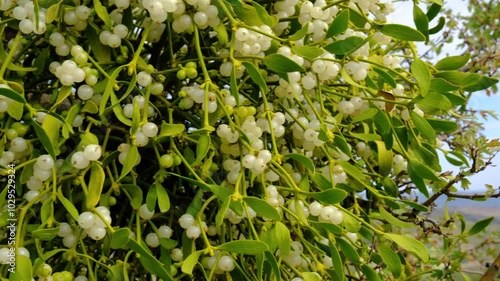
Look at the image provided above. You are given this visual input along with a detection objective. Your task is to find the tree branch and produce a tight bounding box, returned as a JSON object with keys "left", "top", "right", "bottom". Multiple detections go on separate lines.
{"left": 480, "top": 252, "right": 500, "bottom": 281}
{"left": 445, "top": 190, "right": 500, "bottom": 200}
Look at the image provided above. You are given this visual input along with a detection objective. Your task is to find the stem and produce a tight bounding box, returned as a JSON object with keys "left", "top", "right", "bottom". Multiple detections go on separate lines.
{"left": 0, "top": 32, "right": 21, "bottom": 82}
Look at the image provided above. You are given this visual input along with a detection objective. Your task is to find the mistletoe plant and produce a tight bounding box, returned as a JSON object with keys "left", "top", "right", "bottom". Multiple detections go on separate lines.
{"left": 0, "top": 0, "right": 499, "bottom": 280}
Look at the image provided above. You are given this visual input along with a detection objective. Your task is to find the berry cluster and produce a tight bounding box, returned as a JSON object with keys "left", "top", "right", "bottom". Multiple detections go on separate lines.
{"left": 77, "top": 207, "right": 112, "bottom": 241}
{"left": 71, "top": 144, "right": 102, "bottom": 169}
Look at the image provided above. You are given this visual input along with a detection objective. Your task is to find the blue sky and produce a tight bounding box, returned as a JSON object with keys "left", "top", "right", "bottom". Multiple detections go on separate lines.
{"left": 390, "top": 1, "right": 500, "bottom": 192}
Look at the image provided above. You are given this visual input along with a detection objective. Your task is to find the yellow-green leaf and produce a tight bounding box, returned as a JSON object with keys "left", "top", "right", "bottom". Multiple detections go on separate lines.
{"left": 86, "top": 162, "right": 105, "bottom": 209}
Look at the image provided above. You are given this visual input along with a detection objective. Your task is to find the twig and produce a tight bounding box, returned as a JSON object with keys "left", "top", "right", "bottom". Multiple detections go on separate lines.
{"left": 480, "top": 252, "right": 500, "bottom": 281}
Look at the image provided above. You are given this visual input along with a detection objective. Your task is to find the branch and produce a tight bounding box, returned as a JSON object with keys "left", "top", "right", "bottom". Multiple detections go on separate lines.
{"left": 445, "top": 190, "right": 500, "bottom": 200}
{"left": 480, "top": 252, "right": 500, "bottom": 281}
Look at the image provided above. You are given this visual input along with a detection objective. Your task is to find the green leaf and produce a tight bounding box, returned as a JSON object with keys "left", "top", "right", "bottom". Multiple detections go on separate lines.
{"left": 373, "top": 68, "right": 397, "bottom": 88}
{"left": 408, "top": 157, "right": 440, "bottom": 181}
{"left": 426, "top": 3, "right": 441, "bottom": 21}
{"left": 410, "top": 110, "right": 436, "bottom": 144}
{"left": 306, "top": 189, "right": 347, "bottom": 204}
{"left": 375, "top": 140, "right": 392, "bottom": 177}
{"left": 242, "top": 61, "right": 267, "bottom": 92}
{"left": 9, "top": 255, "right": 32, "bottom": 281}
{"left": 273, "top": 221, "right": 291, "bottom": 256}
{"left": 374, "top": 108, "right": 391, "bottom": 135}
{"left": 302, "top": 272, "right": 321, "bottom": 281}
{"left": 46, "top": 1, "right": 61, "bottom": 23}
{"left": 361, "top": 264, "right": 381, "bottom": 281}
{"left": 111, "top": 228, "right": 130, "bottom": 249}
{"left": 434, "top": 71, "right": 499, "bottom": 92}
{"left": 289, "top": 23, "right": 309, "bottom": 41}
{"left": 127, "top": 239, "right": 172, "bottom": 280}
{"left": 146, "top": 184, "right": 157, "bottom": 212}
{"left": 41, "top": 114, "right": 61, "bottom": 156}
{"left": 379, "top": 243, "right": 402, "bottom": 278}
{"left": 468, "top": 217, "right": 494, "bottom": 236}
{"left": 328, "top": 240, "right": 345, "bottom": 281}
{"left": 283, "top": 153, "right": 315, "bottom": 173}
{"left": 385, "top": 233, "right": 429, "bottom": 262}
{"left": 216, "top": 240, "right": 269, "bottom": 255}
{"left": 414, "top": 92, "right": 452, "bottom": 113}
{"left": 232, "top": 3, "right": 265, "bottom": 26}
{"left": 243, "top": 196, "right": 281, "bottom": 220}
{"left": 399, "top": 199, "right": 428, "bottom": 212}
{"left": 376, "top": 24, "right": 426, "bottom": 41}
{"left": 324, "top": 37, "right": 365, "bottom": 55}
{"left": 339, "top": 162, "right": 366, "bottom": 185}
{"left": 411, "top": 58, "right": 431, "bottom": 97}
{"left": 263, "top": 54, "right": 306, "bottom": 73}
{"left": 32, "top": 120, "right": 57, "bottom": 159}
{"left": 156, "top": 183, "right": 170, "bottom": 213}
{"left": 86, "top": 162, "right": 105, "bottom": 209}
{"left": 312, "top": 172, "right": 332, "bottom": 191}
{"left": 333, "top": 134, "right": 352, "bottom": 159}
{"left": 430, "top": 78, "right": 461, "bottom": 92}
{"left": 158, "top": 123, "right": 185, "bottom": 138}
{"left": 378, "top": 205, "right": 414, "bottom": 228}
{"left": 326, "top": 9, "right": 349, "bottom": 38}
{"left": 429, "top": 16, "right": 445, "bottom": 34}
{"left": 121, "top": 184, "right": 143, "bottom": 209}
{"left": 291, "top": 45, "right": 324, "bottom": 60}
{"left": 118, "top": 145, "right": 138, "bottom": 180}
{"left": 311, "top": 221, "right": 342, "bottom": 235}
{"left": 57, "top": 188, "right": 80, "bottom": 221}
{"left": 251, "top": 2, "right": 275, "bottom": 27}
{"left": 32, "top": 227, "right": 59, "bottom": 240}
{"left": 337, "top": 237, "right": 360, "bottom": 264}
{"left": 413, "top": 4, "right": 429, "bottom": 42}
{"left": 50, "top": 85, "right": 72, "bottom": 111}
{"left": 351, "top": 108, "right": 378, "bottom": 123}
{"left": 93, "top": 0, "right": 112, "bottom": 28}
{"left": 264, "top": 251, "right": 281, "bottom": 281}
{"left": 216, "top": 197, "right": 231, "bottom": 227}
{"left": 192, "top": 134, "right": 210, "bottom": 166}
{"left": 434, "top": 54, "right": 470, "bottom": 70}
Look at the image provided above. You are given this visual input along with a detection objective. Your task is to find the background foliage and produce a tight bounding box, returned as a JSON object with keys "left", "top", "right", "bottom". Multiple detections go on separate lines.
{"left": 0, "top": 0, "right": 499, "bottom": 280}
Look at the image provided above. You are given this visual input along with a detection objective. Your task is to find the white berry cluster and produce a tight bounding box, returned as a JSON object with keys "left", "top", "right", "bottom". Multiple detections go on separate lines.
{"left": 356, "top": 141, "right": 374, "bottom": 158}
{"left": 0, "top": 247, "right": 29, "bottom": 264}
{"left": 225, "top": 205, "right": 257, "bottom": 224}
{"left": 99, "top": 24, "right": 129, "bottom": 48}
{"left": 145, "top": 225, "right": 173, "bottom": 248}
{"left": 24, "top": 155, "right": 55, "bottom": 202}
{"left": 13, "top": 1, "right": 47, "bottom": 34}
{"left": 177, "top": 84, "right": 218, "bottom": 113}
{"left": 117, "top": 143, "right": 142, "bottom": 165}
{"left": 71, "top": 144, "right": 102, "bottom": 169}
{"left": 309, "top": 201, "right": 344, "bottom": 224}
{"left": 204, "top": 251, "right": 236, "bottom": 273}
{"left": 53, "top": 60, "right": 86, "bottom": 86}
{"left": 273, "top": 0, "right": 299, "bottom": 35}
{"left": 265, "top": 185, "right": 285, "bottom": 207}
{"left": 321, "top": 164, "right": 348, "bottom": 184}
{"left": 170, "top": 0, "right": 219, "bottom": 33}
{"left": 383, "top": 54, "right": 403, "bottom": 69}
{"left": 279, "top": 241, "right": 305, "bottom": 267}
{"left": 58, "top": 222, "right": 78, "bottom": 248}
{"left": 178, "top": 213, "right": 207, "bottom": 240}
{"left": 63, "top": 5, "right": 91, "bottom": 31}
{"left": 311, "top": 53, "right": 341, "bottom": 82}
{"left": 349, "top": 0, "right": 394, "bottom": 21}
{"left": 234, "top": 26, "right": 273, "bottom": 56}
{"left": 77, "top": 207, "right": 112, "bottom": 241}
{"left": 393, "top": 154, "right": 408, "bottom": 174}
{"left": 299, "top": 0, "right": 338, "bottom": 42}
{"left": 123, "top": 95, "right": 156, "bottom": 121}
{"left": 133, "top": 122, "right": 159, "bottom": 147}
